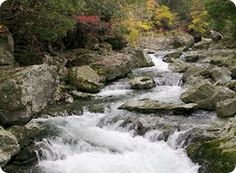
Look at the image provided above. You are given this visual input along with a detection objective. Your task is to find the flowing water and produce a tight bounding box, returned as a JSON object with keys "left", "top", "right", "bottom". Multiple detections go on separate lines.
{"left": 31, "top": 52, "right": 221, "bottom": 173}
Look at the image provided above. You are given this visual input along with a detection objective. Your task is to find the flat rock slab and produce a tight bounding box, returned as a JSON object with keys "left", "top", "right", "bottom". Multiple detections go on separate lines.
{"left": 119, "top": 99, "right": 198, "bottom": 115}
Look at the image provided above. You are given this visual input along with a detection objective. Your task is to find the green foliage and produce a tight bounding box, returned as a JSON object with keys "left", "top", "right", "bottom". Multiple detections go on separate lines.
{"left": 205, "top": 0, "right": 236, "bottom": 40}
{"left": 188, "top": 0, "right": 209, "bottom": 34}
{"left": 153, "top": 5, "right": 175, "bottom": 30}
{"left": 1, "top": 0, "right": 83, "bottom": 44}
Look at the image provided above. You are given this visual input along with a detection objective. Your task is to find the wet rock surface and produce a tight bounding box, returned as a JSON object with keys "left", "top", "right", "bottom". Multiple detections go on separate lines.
{"left": 119, "top": 99, "right": 198, "bottom": 114}
{"left": 129, "top": 77, "right": 155, "bottom": 90}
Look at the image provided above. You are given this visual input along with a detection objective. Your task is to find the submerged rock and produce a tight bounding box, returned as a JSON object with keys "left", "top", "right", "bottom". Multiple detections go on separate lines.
{"left": 129, "top": 77, "right": 155, "bottom": 90}
{"left": 0, "top": 64, "right": 59, "bottom": 126}
{"left": 119, "top": 99, "right": 198, "bottom": 114}
{"left": 216, "top": 98, "right": 236, "bottom": 118}
{"left": 68, "top": 66, "right": 103, "bottom": 93}
{"left": 0, "top": 127, "right": 20, "bottom": 167}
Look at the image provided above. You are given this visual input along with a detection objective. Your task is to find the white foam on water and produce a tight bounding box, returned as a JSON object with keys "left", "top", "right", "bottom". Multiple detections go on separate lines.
{"left": 97, "top": 81, "right": 132, "bottom": 97}
{"left": 98, "top": 89, "right": 132, "bottom": 97}
{"left": 149, "top": 54, "right": 169, "bottom": 72}
{"left": 137, "top": 86, "right": 184, "bottom": 103}
{"left": 231, "top": 167, "right": 236, "bottom": 173}
{"left": 36, "top": 112, "right": 199, "bottom": 173}
{"left": 0, "top": 168, "right": 5, "bottom": 173}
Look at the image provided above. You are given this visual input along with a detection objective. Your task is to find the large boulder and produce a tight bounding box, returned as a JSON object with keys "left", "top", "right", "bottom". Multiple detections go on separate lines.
{"left": 138, "top": 32, "right": 194, "bottom": 51}
{"left": 68, "top": 66, "right": 103, "bottom": 93}
{"left": 129, "top": 49, "right": 154, "bottom": 68}
{"left": 0, "top": 127, "right": 20, "bottom": 167}
{"left": 210, "top": 67, "right": 232, "bottom": 84}
{"left": 173, "top": 32, "right": 195, "bottom": 49}
{"left": 0, "top": 26, "right": 14, "bottom": 67}
{"left": 129, "top": 77, "right": 155, "bottom": 90}
{"left": 182, "top": 65, "right": 210, "bottom": 86}
{"left": 90, "top": 53, "right": 133, "bottom": 81}
{"left": 0, "top": 64, "right": 59, "bottom": 126}
{"left": 187, "top": 118, "right": 236, "bottom": 173}
{"left": 119, "top": 99, "right": 198, "bottom": 114}
{"left": 216, "top": 98, "right": 236, "bottom": 118}
{"left": 181, "top": 82, "right": 235, "bottom": 110}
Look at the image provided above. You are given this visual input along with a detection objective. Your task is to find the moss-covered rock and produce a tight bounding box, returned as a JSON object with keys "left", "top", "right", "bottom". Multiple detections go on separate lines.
{"left": 187, "top": 118, "right": 236, "bottom": 173}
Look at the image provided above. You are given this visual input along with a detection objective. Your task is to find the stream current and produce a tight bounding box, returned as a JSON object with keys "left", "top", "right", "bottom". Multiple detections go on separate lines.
{"left": 32, "top": 52, "right": 221, "bottom": 173}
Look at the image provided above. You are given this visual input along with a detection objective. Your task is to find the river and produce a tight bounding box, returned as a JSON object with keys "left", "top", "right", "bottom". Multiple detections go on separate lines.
{"left": 31, "top": 52, "right": 220, "bottom": 173}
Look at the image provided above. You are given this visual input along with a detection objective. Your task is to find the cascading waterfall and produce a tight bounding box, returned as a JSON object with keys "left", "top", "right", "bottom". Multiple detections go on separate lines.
{"left": 35, "top": 111, "right": 199, "bottom": 173}
{"left": 33, "top": 51, "right": 204, "bottom": 173}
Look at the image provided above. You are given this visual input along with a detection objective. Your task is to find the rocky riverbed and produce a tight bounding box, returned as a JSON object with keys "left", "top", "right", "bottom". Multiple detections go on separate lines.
{"left": 0, "top": 30, "right": 236, "bottom": 173}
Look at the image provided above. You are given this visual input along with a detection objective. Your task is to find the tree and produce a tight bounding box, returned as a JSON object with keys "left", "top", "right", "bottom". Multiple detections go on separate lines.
{"left": 205, "top": 0, "right": 236, "bottom": 39}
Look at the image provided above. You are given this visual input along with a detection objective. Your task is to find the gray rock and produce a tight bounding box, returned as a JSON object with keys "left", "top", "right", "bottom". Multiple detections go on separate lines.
{"left": 0, "top": 64, "right": 59, "bottom": 126}
{"left": 210, "top": 67, "right": 232, "bottom": 84}
{"left": 216, "top": 98, "right": 236, "bottom": 118}
{"left": 227, "top": 80, "right": 236, "bottom": 92}
{"left": 210, "top": 30, "right": 224, "bottom": 42}
{"left": 8, "top": 122, "right": 41, "bottom": 147}
{"left": 183, "top": 65, "right": 207, "bottom": 82}
{"left": 164, "top": 50, "right": 182, "bottom": 59}
{"left": 169, "top": 59, "right": 191, "bottom": 73}
{"left": 0, "top": 127, "right": 20, "bottom": 167}
{"left": 181, "top": 82, "right": 235, "bottom": 110}
{"left": 119, "top": 99, "right": 198, "bottom": 114}
{"left": 130, "top": 49, "right": 154, "bottom": 68}
{"left": 129, "top": 77, "right": 155, "bottom": 90}
{"left": 230, "top": 65, "right": 236, "bottom": 79}
{"left": 68, "top": 66, "right": 103, "bottom": 93}
{"left": 90, "top": 53, "right": 133, "bottom": 81}
{"left": 137, "top": 32, "right": 194, "bottom": 51}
